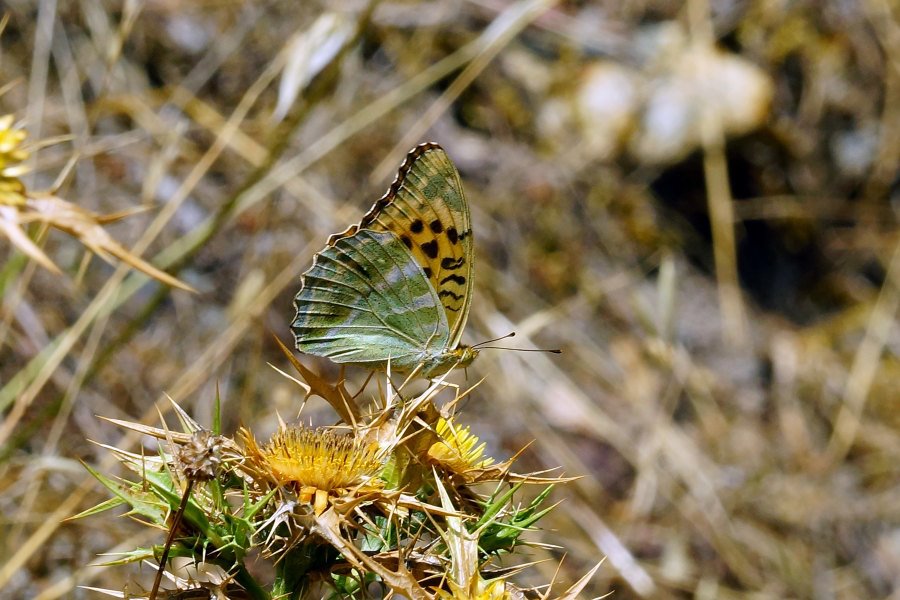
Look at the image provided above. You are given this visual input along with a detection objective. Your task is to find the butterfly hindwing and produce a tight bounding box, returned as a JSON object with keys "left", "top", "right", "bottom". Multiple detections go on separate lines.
{"left": 329, "top": 143, "right": 474, "bottom": 347}
{"left": 292, "top": 229, "right": 450, "bottom": 370}
{"left": 294, "top": 143, "right": 478, "bottom": 376}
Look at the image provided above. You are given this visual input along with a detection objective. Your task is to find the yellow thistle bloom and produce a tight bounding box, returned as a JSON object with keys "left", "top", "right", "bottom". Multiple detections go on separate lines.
{"left": 436, "top": 579, "right": 513, "bottom": 600}
{"left": 428, "top": 417, "right": 494, "bottom": 472}
{"left": 242, "top": 426, "right": 383, "bottom": 514}
{"left": 0, "top": 114, "right": 29, "bottom": 207}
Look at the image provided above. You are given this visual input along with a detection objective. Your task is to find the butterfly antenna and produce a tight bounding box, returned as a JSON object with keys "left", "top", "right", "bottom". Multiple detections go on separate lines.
{"left": 473, "top": 332, "right": 562, "bottom": 354}
{"left": 479, "top": 346, "right": 562, "bottom": 354}
{"left": 471, "top": 332, "right": 516, "bottom": 348}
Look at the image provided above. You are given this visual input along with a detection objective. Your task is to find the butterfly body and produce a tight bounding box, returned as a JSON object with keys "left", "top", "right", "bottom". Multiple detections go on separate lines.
{"left": 292, "top": 143, "right": 477, "bottom": 377}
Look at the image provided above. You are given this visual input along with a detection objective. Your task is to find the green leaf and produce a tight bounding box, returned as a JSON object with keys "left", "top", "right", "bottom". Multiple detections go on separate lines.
{"left": 478, "top": 485, "right": 556, "bottom": 555}
{"left": 144, "top": 470, "right": 225, "bottom": 548}
{"left": 244, "top": 485, "right": 278, "bottom": 520}
{"left": 82, "top": 461, "right": 167, "bottom": 524}
{"left": 476, "top": 482, "right": 523, "bottom": 529}
{"left": 213, "top": 383, "right": 222, "bottom": 436}
{"left": 90, "top": 547, "right": 156, "bottom": 567}
{"left": 68, "top": 496, "right": 126, "bottom": 520}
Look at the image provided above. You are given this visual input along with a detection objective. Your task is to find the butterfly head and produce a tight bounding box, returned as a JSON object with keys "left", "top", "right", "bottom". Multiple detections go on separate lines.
{"left": 420, "top": 345, "right": 479, "bottom": 378}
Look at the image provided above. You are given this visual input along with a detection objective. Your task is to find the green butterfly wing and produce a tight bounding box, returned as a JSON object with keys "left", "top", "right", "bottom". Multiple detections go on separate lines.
{"left": 292, "top": 229, "right": 451, "bottom": 371}
{"left": 329, "top": 143, "right": 474, "bottom": 350}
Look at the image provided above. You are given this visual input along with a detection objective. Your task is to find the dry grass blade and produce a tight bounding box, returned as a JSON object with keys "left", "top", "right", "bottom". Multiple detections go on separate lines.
{"left": 96, "top": 416, "right": 195, "bottom": 445}
{"left": 20, "top": 195, "right": 194, "bottom": 291}
{"left": 826, "top": 234, "right": 900, "bottom": 463}
{"left": 553, "top": 562, "right": 605, "bottom": 600}
{"left": 374, "top": 0, "right": 560, "bottom": 181}
{"left": 0, "top": 209, "right": 60, "bottom": 273}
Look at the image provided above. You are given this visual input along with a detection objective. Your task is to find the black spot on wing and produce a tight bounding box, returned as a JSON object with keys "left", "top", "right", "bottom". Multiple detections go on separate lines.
{"left": 439, "top": 289, "right": 464, "bottom": 301}
{"left": 400, "top": 235, "right": 413, "bottom": 249}
{"left": 429, "top": 219, "right": 443, "bottom": 233}
{"left": 421, "top": 240, "right": 439, "bottom": 259}
{"left": 441, "top": 257, "right": 465, "bottom": 270}
{"left": 440, "top": 274, "right": 466, "bottom": 285}
{"left": 411, "top": 219, "right": 424, "bottom": 233}
{"left": 446, "top": 227, "right": 458, "bottom": 245}
{"left": 423, "top": 266, "right": 433, "bottom": 279}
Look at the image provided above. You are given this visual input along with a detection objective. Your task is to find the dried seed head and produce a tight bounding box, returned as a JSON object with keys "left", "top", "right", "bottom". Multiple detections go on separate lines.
{"left": 176, "top": 430, "right": 227, "bottom": 481}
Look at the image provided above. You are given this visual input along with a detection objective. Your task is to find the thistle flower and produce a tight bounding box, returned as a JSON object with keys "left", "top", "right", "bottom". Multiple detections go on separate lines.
{"left": 82, "top": 375, "right": 589, "bottom": 599}
{"left": 428, "top": 416, "right": 494, "bottom": 472}
{"left": 436, "top": 578, "right": 518, "bottom": 600}
{"left": 241, "top": 425, "right": 384, "bottom": 515}
{"left": 0, "top": 113, "right": 29, "bottom": 207}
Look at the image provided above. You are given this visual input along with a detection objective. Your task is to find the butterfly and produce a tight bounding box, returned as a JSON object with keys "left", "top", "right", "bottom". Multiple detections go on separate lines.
{"left": 291, "top": 143, "right": 478, "bottom": 377}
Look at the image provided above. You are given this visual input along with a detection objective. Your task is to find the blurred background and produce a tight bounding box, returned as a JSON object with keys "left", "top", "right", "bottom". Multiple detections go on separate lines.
{"left": 1, "top": 0, "right": 899, "bottom": 598}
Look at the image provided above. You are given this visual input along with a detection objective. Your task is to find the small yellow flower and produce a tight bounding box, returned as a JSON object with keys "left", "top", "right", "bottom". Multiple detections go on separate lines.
{"left": 0, "top": 114, "right": 29, "bottom": 207}
{"left": 436, "top": 578, "right": 512, "bottom": 600}
{"left": 428, "top": 417, "right": 494, "bottom": 472}
{"left": 241, "top": 425, "right": 383, "bottom": 514}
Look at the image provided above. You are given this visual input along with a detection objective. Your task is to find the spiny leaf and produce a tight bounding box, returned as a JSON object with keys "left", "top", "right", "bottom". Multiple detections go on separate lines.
{"left": 478, "top": 485, "right": 557, "bottom": 555}
{"left": 90, "top": 547, "right": 156, "bottom": 567}
{"left": 67, "top": 496, "right": 127, "bottom": 521}
{"left": 144, "top": 469, "right": 225, "bottom": 548}
{"left": 81, "top": 461, "right": 167, "bottom": 524}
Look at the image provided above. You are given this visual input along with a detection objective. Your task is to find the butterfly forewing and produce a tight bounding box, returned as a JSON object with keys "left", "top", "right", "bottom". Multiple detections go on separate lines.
{"left": 331, "top": 143, "right": 474, "bottom": 347}
{"left": 292, "top": 229, "right": 450, "bottom": 370}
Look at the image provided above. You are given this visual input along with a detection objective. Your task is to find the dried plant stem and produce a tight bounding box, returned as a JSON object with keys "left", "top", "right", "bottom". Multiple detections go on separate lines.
{"left": 689, "top": 0, "right": 746, "bottom": 345}
{"left": 826, "top": 235, "right": 900, "bottom": 463}
{"left": 702, "top": 139, "right": 746, "bottom": 345}
{"left": 149, "top": 479, "right": 195, "bottom": 600}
